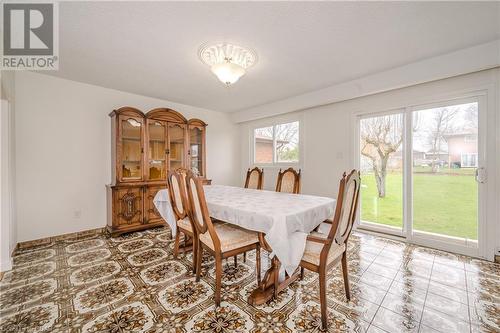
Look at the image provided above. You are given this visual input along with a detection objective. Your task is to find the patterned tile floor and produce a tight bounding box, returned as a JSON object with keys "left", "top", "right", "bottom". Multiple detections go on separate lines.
{"left": 0, "top": 227, "right": 498, "bottom": 332}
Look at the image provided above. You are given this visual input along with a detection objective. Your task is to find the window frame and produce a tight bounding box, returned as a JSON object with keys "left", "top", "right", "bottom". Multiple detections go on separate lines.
{"left": 461, "top": 153, "right": 478, "bottom": 168}
{"left": 251, "top": 118, "right": 302, "bottom": 168}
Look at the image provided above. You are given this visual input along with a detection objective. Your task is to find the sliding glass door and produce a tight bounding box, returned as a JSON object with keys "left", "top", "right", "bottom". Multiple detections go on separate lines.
{"left": 358, "top": 98, "right": 484, "bottom": 255}
{"left": 359, "top": 112, "right": 404, "bottom": 235}
{"left": 411, "top": 101, "right": 479, "bottom": 247}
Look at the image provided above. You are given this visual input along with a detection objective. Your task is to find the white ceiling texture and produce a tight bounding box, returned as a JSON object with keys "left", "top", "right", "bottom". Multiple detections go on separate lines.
{"left": 48, "top": 1, "right": 500, "bottom": 115}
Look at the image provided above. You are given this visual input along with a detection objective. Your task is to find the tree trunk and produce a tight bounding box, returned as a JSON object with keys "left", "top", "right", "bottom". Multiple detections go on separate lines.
{"left": 431, "top": 159, "right": 439, "bottom": 173}
{"left": 373, "top": 156, "right": 389, "bottom": 198}
{"left": 375, "top": 173, "right": 386, "bottom": 198}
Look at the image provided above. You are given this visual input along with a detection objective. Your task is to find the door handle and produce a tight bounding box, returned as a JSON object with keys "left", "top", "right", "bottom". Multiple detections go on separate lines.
{"left": 475, "top": 167, "right": 486, "bottom": 184}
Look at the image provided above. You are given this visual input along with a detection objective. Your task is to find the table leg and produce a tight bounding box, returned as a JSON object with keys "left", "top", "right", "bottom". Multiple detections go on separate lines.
{"left": 247, "top": 233, "right": 301, "bottom": 306}
{"left": 248, "top": 256, "right": 278, "bottom": 305}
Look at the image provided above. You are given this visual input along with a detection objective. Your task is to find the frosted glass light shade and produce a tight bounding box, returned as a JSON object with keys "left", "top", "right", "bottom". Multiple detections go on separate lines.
{"left": 199, "top": 42, "right": 257, "bottom": 86}
{"left": 210, "top": 62, "right": 246, "bottom": 85}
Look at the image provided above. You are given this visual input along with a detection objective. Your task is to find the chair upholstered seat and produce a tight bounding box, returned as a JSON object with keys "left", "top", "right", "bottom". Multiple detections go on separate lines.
{"left": 301, "top": 231, "right": 346, "bottom": 266}
{"left": 176, "top": 218, "right": 192, "bottom": 232}
{"left": 199, "top": 223, "right": 259, "bottom": 252}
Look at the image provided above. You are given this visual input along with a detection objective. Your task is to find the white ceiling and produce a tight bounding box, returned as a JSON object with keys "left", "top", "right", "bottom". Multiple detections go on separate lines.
{"left": 49, "top": 1, "right": 500, "bottom": 113}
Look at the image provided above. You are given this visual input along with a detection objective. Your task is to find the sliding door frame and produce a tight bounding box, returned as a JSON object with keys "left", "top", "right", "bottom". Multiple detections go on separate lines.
{"left": 354, "top": 108, "right": 407, "bottom": 237}
{"left": 354, "top": 93, "right": 488, "bottom": 259}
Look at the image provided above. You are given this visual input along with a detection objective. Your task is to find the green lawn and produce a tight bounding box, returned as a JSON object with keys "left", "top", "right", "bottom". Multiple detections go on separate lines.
{"left": 360, "top": 169, "right": 478, "bottom": 240}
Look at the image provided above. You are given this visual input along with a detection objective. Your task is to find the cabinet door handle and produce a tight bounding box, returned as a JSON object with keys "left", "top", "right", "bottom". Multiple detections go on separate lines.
{"left": 166, "top": 149, "right": 170, "bottom": 155}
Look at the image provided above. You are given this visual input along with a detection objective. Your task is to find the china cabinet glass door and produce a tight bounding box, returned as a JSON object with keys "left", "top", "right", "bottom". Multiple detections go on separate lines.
{"left": 121, "top": 117, "right": 143, "bottom": 181}
{"left": 147, "top": 121, "right": 167, "bottom": 181}
{"left": 189, "top": 126, "right": 204, "bottom": 176}
{"left": 168, "top": 123, "right": 186, "bottom": 171}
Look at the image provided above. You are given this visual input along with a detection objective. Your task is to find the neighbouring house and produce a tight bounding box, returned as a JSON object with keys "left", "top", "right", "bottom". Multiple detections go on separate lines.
{"left": 392, "top": 149, "right": 428, "bottom": 168}
{"left": 423, "top": 150, "right": 449, "bottom": 167}
{"left": 254, "top": 135, "right": 288, "bottom": 163}
{"left": 360, "top": 149, "right": 427, "bottom": 171}
{"left": 360, "top": 138, "right": 477, "bottom": 171}
{"left": 444, "top": 131, "right": 478, "bottom": 168}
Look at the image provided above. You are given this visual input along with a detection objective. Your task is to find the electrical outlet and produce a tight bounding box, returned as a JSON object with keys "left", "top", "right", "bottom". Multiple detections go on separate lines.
{"left": 73, "top": 210, "right": 82, "bottom": 219}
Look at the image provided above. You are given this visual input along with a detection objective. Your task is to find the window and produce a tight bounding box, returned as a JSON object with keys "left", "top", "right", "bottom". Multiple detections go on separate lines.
{"left": 464, "top": 134, "right": 477, "bottom": 143}
{"left": 253, "top": 121, "right": 299, "bottom": 164}
{"left": 461, "top": 153, "right": 477, "bottom": 167}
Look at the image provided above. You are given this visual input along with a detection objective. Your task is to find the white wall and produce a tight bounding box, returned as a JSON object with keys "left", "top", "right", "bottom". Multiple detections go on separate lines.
{"left": 15, "top": 72, "right": 240, "bottom": 242}
{"left": 0, "top": 71, "right": 16, "bottom": 271}
{"left": 232, "top": 40, "right": 500, "bottom": 123}
{"left": 239, "top": 69, "right": 500, "bottom": 260}
{"left": 239, "top": 110, "right": 350, "bottom": 197}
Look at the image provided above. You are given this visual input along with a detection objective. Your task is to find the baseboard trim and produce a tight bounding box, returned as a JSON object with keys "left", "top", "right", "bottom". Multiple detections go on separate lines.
{"left": 16, "top": 227, "right": 106, "bottom": 253}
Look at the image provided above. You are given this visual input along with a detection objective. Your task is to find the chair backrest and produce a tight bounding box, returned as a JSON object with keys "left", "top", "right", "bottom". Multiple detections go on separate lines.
{"left": 167, "top": 170, "right": 188, "bottom": 220}
{"left": 185, "top": 171, "right": 222, "bottom": 249}
{"left": 275, "top": 168, "right": 301, "bottom": 194}
{"left": 324, "top": 170, "right": 361, "bottom": 251}
{"left": 244, "top": 167, "right": 264, "bottom": 190}
{"left": 175, "top": 167, "right": 189, "bottom": 175}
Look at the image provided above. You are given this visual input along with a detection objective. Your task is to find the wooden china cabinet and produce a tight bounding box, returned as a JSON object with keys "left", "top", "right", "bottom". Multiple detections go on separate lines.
{"left": 106, "top": 106, "right": 208, "bottom": 235}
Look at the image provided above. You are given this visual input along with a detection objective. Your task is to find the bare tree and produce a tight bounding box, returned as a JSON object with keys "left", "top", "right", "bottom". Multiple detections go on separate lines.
{"left": 275, "top": 123, "right": 298, "bottom": 158}
{"left": 427, "top": 107, "right": 458, "bottom": 172}
{"left": 361, "top": 115, "right": 403, "bottom": 198}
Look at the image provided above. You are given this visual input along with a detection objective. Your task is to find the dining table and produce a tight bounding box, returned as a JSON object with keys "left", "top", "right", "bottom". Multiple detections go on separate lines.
{"left": 153, "top": 184, "right": 336, "bottom": 305}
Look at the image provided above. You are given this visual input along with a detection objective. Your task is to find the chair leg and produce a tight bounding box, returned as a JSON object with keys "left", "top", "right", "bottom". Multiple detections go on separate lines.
{"left": 300, "top": 267, "right": 304, "bottom": 280}
{"left": 192, "top": 236, "right": 198, "bottom": 274}
{"left": 215, "top": 255, "right": 222, "bottom": 307}
{"left": 256, "top": 245, "right": 261, "bottom": 285}
{"left": 195, "top": 245, "right": 202, "bottom": 282}
{"left": 341, "top": 252, "right": 350, "bottom": 300}
{"left": 319, "top": 268, "right": 328, "bottom": 330}
{"left": 173, "top": 229, "right": 181, "bottom": 259}
{"left": 234, "top": 255, "right": 238, "bottom": 267}
{"left": 183, "top": 234, "right": 187, "bottom": 258}
{"left": 243, "top": 252, "right": 247, "bottom": 263}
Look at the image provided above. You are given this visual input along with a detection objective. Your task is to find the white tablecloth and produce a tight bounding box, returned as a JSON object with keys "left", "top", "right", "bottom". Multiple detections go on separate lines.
{"left": 153, "top": 190, "right": 177, "bottom": 237}
{"left": 154, "top": 185, "right": 335, "bottom": 276}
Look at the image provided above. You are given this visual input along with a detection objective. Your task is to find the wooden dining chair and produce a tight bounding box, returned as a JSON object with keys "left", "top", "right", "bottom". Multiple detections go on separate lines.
{"left": 298, "top": 170, "right": 361, "bottom": 330}
{"left": 275, "top": 167, "right": 301, "bottom": 194}
{"left": 185, "top": 171, "right": 262, "bottom": 307}
{"left": 244, "top": 167, "right": 264, "bottom": 190}
{"left": 168, "top": 170, "right": 197, "bottom": 270}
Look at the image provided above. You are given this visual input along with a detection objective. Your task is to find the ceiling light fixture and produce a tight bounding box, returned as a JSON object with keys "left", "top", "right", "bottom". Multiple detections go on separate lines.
{"left": 198, "top": 42, "right": 257, "bottom": 86}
